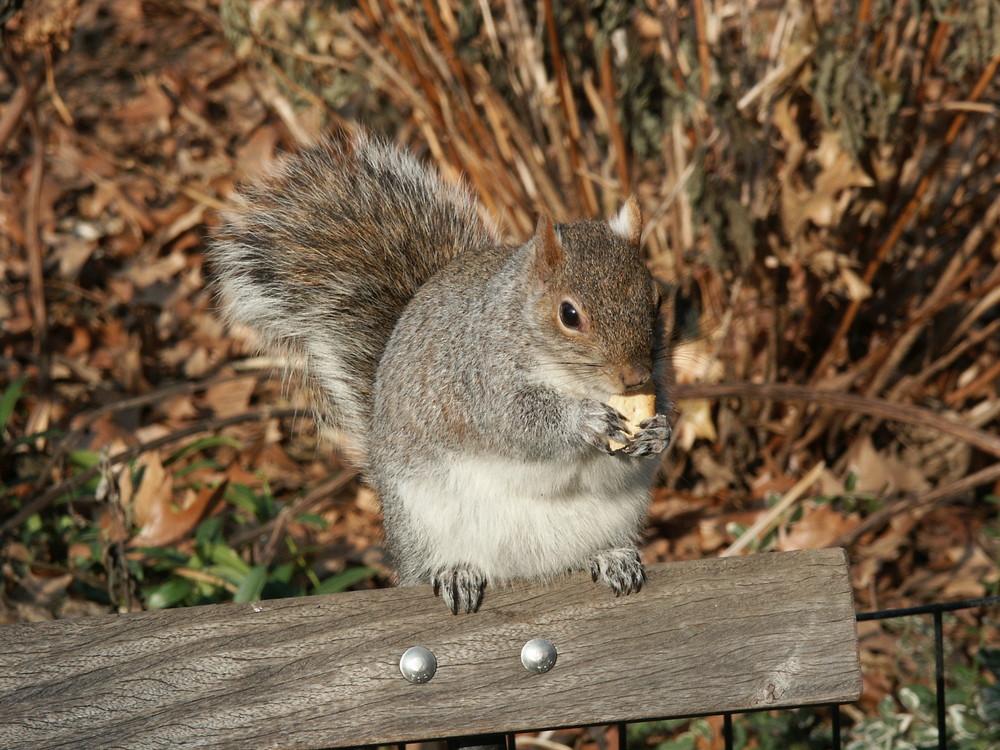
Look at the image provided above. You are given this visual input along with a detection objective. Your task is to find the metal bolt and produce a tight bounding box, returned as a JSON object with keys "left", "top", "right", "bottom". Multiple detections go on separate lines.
{"left": 399, "top": 646, "right": 437, "bottom": 683}
{"left": 520, "top": 638, "right": 557, "bottom": 674}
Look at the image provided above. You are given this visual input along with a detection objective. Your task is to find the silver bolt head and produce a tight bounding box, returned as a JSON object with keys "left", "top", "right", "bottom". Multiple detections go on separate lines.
{"left": 399, "top": 646, "right": 437, "bottom": 683}
{"left": 520, "top": 638, "right": 557, "bottom": 674}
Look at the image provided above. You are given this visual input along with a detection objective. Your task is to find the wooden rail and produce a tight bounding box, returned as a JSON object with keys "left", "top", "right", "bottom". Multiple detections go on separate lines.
{"left": 0, "top": 549, "right": 861, "bottom": 750}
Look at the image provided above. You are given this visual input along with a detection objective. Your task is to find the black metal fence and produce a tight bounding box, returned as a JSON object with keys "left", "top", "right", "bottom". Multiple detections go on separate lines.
{"left": 844, "top": 595, "right": 1000, "bottom": 750}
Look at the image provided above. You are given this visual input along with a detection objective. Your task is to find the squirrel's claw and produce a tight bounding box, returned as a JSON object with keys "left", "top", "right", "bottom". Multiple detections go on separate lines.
{"left": 432, "top": 567, "right": 487, "bottom": 614}
{"left": 588, "top": 547, "right": 645, "bottom": 596}
{"left": 623, "top": 414, "right": 671, "bottom": 457}
{"left": 580, "top": 400, "right": 630, "bottom": 454}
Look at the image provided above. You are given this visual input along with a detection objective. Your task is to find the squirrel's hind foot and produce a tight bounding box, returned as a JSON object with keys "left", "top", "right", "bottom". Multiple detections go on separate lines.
{"left": 432, "top": 566, "right": 487, "bottom": 614}
{"left": 588, "top": 547, "right": 645, "bottom": 597}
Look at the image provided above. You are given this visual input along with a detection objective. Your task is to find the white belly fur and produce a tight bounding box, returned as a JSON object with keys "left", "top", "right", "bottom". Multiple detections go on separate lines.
{"left": 397, "top": 455, "right": 652, "bottom": 581}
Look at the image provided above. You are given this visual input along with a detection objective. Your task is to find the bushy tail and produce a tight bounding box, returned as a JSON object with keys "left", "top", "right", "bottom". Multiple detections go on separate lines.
{"left": 210, "top": 133, "right": 498, "bottom": 462}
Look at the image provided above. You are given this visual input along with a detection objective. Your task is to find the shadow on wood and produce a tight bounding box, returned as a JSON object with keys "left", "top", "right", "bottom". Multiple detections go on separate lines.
{"left": 0, "top": 548, "right": 861, "bottom": 749}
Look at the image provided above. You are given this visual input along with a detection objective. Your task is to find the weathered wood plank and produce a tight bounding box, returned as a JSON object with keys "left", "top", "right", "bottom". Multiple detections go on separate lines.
{"left": 0, "top": 549, "right": 860, "bottom": 750}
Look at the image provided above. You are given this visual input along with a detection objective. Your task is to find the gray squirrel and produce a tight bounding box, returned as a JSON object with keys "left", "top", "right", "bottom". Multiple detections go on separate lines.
{"left": 210, "top": 132, "right": 673, "bottom": 613}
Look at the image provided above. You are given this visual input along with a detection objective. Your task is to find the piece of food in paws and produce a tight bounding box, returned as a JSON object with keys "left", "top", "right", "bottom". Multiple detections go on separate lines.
{"left": 607, "top": 385, "right": 657, "bottom": 451}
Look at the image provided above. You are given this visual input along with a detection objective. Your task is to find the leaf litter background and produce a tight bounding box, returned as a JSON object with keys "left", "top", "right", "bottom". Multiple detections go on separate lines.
{"left": 1, "top": 0, "right": 999, "bottom": 745}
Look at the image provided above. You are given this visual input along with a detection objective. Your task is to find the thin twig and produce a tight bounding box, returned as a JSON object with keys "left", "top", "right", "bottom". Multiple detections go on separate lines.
{"left": 864, "top": 190, "right": 1000, "bottom": 397}
{"left": 25, "top": 105, "right": 47, "bottom": 360}
{"left": 600, "top": 45, "right": 629, "bottom": 192}
{"left": 691, "top": 0, "right": 712, "bottom": 101}
{"left": 3, "top": 407, "right": 303, "bottom": 539}
{"left": 836, "top": 462, "right": 1000, "bottom": 547}
{"left": 0, "top": 67, "right": 43, "bottom": 149}
{"left": 674, "top": 382, "right": 1000, "bottom": 459}
{"left": 241, "top": 469, "right": 360, "bottom": 559}
{"left": 541, "top": 0, "right": 597, "bottom": 215}
{"left": 721, "top": 462, "right": 827, "bottom": 557}
{"left": 43, "top": 46, "right": 73, "bottom": 126}
{"left": 809, "top": 52, "right": 1000, "bottom": 383}
{"left": 173, "top": 567, "right": 237, "bottom": 593}
{"left": 889, "top": 318, "right": 1000, "bottom": 402}
{"left": 26, "top": 373, "right": 268, "bottom": 498}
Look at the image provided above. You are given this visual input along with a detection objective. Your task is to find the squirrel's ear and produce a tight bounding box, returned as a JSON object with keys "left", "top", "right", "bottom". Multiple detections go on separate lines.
{"left": 531, "top": 214, "right": 563, "bottom": 281}
{"left": 609, "top": 195, "right": 642, "bottom": 248}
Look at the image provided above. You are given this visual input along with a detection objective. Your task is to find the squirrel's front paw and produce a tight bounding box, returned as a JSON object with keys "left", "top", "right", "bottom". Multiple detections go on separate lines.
{"left": 588, "top": 547, "right": 645, "bottom": 596}
{"left": 432, "top": 567, "right": 487, "bottom": 614}
{"left": 580, "top": 400, "right": 630, "bottom": 454}
{"left": 623, "top": 414, "right": 671, "bottom": 457}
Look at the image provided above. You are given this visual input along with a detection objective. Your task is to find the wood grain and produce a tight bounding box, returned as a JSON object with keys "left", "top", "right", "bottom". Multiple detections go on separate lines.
{"left": 0, "top": 549, "right": 860, "bottom": 750}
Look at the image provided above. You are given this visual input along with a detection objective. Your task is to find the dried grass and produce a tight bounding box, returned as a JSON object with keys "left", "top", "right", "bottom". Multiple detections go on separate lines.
{"left": 225, "top": 0, "right": 1000, "bottom": 492}
{"left": 2, "top": 0, "right": 998, "bottom": 624}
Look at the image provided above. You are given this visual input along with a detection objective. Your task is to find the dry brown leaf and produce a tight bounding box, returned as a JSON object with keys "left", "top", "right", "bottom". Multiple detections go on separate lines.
{"left": 777, "top": 112, "right": 875, "bottom": 245}
{"left": 673, "top": 340, "right": 722, "bottom": 449}
{"left": 116, "top": 79, "right": 173, "bottom": 126}
{"left": 161, "top": 394, "right": 199, "bottom": 423}
{"left": 689, "top": 446, "right": 738, "bottom": 495}
{"left": 64, "top": 326, "right": 91, "bottom": 357}
{"left": 900, "top": 545, "right": 1000, "bottom": 602}
{"left": 788, "top": 167, "right": 872, "bottom": 236}
{"left": 131, "top": 452, "right": 170, "bottom": 529}
{"left": 204, "top": 376, "right": 258, "bottom": 419}
{"left": 183, "top": 347, "right": 213, "bottom": 379}
{"left": 11, "top": 0, "right": 81, "bottom": 51}
{"left": 130, "top": 482, "right": 224, "bottom": 549}
{"left": 235, "top": 127, "right": 282, "bottom": 180}
{"left": 698, "top": 517, "right": 729, "bottom": 552}
{"left": 47, "top": 232, "right": 97, "bottom": 279}
{"left": 938, "top": 546, "right": 999, "bottom": 599}
{"left": 776, "top": 503, "right": 860, "bottom": 550}
{"left": 847, "top": 436, "right": 931, "bottom": 495}
{"left": 852, "top": 514, "right": 920, "bottom": 590}
{"left": 122, "top": 249, "right": 187, "bottom": 289}
{"left": 674, "top": 398, "right": 718, "bottom": 450}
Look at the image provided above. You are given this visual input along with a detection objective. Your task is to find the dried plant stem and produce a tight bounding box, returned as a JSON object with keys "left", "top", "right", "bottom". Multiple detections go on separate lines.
{"left": 600, "top": 45, "right": 630, "bottom": 192}
{"left": 26, "top": 109, "right": 47, "bottom": 358}
{"left": 542, "top": 0, "right": 597, "bottom": 215}
{"left": 2, "top": 407, "right": 303, "bottom": 539}
{"left": 857, "top": 0, "right": 872, "bottom": 26}
{"left": 174, "top": 567, "right": 237, "bottom": 593}
{"left": 944, "top": 361, "right": 1000, "bottom": 408}
{"left": 26, "top": 373, "right": 266, "bottom": 498}
{"left": 863, "top": 191, "right": 1000, "bottom": 398}
{"left": 888, "top": 318, "right": 1000, "bottom": 402}
{"left": 809, "top": 52, "right": 1000, "bottom": 384}
{"left": 836, "top": 462, "right": 1000, "bottom": 547}
{"left": 721, "top": 461, "right": 826, "bottom": 557}
{"left": 691, "top": 0, "right": 712, "bottom": 101}
{"left": 675, "top": 383, "right": 1000, "bottom": 459}
{"left": 255, "top": 469, "right": 360, "bottom": 561}
{"left": 43, "top": 46, "right": 73, "bottom": 126}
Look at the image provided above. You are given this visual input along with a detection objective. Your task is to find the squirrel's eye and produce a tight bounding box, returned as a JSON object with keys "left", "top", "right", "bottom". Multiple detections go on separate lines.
{"left": 559, "top": 301, "right": 581, "bottom": 330}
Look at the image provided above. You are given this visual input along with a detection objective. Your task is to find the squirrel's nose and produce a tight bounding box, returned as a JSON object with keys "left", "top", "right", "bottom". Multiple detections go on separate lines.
{"left": 620, "top": 367, "right": 651, "bottom": 391}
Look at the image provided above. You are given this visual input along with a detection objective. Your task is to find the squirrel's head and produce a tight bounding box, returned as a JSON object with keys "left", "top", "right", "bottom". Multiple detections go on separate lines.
{"left": 525, "top": 197, "right": 670, "bottom": 402}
